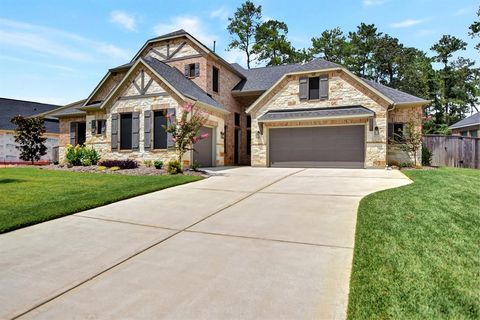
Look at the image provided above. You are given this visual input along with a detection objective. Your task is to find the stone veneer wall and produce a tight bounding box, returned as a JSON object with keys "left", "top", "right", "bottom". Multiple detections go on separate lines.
{"left": 387, "top": 105, "right": 424, "bottom": 165}
{"left": 58, "top": 64, "right": 225, "bottom": 166}
{"left": 249, "top": 70, "right": 390, "bottom": 168}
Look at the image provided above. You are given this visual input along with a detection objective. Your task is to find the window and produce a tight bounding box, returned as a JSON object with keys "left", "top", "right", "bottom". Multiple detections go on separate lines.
{"left": 71, "top": 122, "right": 86, "bottom": 145}
{"left": 461, "top": 131, "right": 468, "bottom": 137}
{"left": 212, "top": 66, "right": 219, "bottom": 93}
{"left": 120, "top": 113, "right": 132, "bottom": 150}
{"left": 389, "top": 123, "right": 404, "bottom": 142}
{"left": 470, "top": 130, "right": 478, "bottom": 138}
{"left": 247, "top": 115, "right": 251, "bottom": 128}
{"left": 184, "top": 63, "right": 199, "bottom": 78}
{"left": 188, "top": 64, "right": 196, "bottom": 77}
{"left": 308, "top": 77, "right": 320, "bottom": 100}
{"left": 96, "top": 120, "right": 106, "bottom": 135}
{"left": 153, "top": 111, "right": 168, "bottom": 149}
{"left": 234, "top": 112, "right": 240, "bottom": 127}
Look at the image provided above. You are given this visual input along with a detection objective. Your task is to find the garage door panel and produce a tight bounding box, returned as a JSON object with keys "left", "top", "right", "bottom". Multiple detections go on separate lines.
{"left": 269, "top": 126, "right": 365, "bottom": 168}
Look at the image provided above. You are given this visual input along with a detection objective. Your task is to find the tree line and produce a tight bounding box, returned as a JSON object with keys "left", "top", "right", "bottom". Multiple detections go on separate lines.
{"left": 227, "top": 1, "right": 480, "bottom": 134}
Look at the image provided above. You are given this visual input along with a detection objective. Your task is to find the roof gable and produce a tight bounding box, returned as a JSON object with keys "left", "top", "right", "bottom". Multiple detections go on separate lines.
{"left": 100, "top": 57, "right": 225, "bottom": 112}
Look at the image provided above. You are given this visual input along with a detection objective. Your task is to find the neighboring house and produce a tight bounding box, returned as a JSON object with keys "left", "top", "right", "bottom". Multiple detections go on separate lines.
{"left": 0, "top": 98, "right": 60, "bottom": 164}
{"left": 450, "top": 113, "right": 479, "bottom": 137}
{"left": 45, "top": 29, "right": 429, "bottom": 168}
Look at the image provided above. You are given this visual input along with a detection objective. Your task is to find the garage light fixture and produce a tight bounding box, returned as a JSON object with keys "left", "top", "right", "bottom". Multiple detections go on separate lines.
{"left": 374, "top": 126, "right": 379, "bottom": 135}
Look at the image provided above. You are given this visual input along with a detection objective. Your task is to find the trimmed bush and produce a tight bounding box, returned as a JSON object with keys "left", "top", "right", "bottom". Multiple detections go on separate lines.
{"left": 154, "top": 160, "right": 164, "bottom": 169}
{"left": 167, "top": 160, "right": 182, "bottom": 174}
{"left": 143, "top": 160, "right": 153, "bottom": 167}
{"left": 422, "top": 144, "right": 432, "bottom": 166}
{"left": 110, "top": 166, "right": 121, "bottom": 171}
{"left": 190, "top": 160, "right": 201, "bottom": 172}
{"left": 99, "top": 159, "right": 138, "bottom": 169}
{"left": 65, "top": 144, "right": 100, "bottom": 166}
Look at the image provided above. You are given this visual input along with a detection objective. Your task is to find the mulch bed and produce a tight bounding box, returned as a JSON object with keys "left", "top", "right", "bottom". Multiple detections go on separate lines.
{"left": 38, "top": 164, "right": 208, "bottom": 177}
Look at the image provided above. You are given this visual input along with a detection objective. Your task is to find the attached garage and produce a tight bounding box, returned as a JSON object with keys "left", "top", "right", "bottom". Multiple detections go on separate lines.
{"left": 258, "top": 106, "right": 375, "bottom": 169}
{"left": 269, "top": 125, "right": 365, "bottom": 168}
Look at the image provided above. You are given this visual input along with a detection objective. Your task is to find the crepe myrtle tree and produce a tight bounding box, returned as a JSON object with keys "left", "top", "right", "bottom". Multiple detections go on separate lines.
{"left": 392, "top": 120, "right": 423, "bottom": 167}
{"left": 11, "top": 115, "right": 48, "bottom": 164}
{"left": 163, "top": 102, "right": 209, "bottom": 165}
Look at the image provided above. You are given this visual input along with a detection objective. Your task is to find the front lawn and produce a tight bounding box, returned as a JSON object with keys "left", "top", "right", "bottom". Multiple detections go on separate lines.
{"left": 0, "top": 168, "right": 201, "bottom": 233}
{"left": 348, "top": 168, "right": 480, "bottom": 319}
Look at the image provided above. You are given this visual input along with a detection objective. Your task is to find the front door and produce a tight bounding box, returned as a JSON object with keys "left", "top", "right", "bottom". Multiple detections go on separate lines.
{"left": 77, "top": 122, "right": 86, "bottom": 145}
{"left": 193, "top": 127, "right": 213, "bottom": 167}
{"left": 234, "top": 128, "right": 240, "bottom": 164}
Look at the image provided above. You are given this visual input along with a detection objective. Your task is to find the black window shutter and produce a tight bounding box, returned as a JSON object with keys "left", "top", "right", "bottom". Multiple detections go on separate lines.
{"left": 194, "top": 63, "right": 200, "bottom": 77}
{"left": 388, "top": 123, "right": 394, "bottom": 141}
{"left": 132, "top": 112, "right": 140, "bottom": 150}
{"left": 111, "top": 114, "right": 119, "bottom": 150}
{"left": 70, "top": 122, "right": 77, "bottom": 145}
{"left": 144, "top": 110, "right": 152, "bottom": 149}
{"left": 299, "top": 77, "right": 308, "bottom": 100}
{"left": 319, "top": 76, "right": 329, "bottom": 99}
{"left": 167, "top": 108, "right": 176, "bottom": 148}
{"left": 184, "top": 64, "right": 189, "bottom": 77}
{"left": 91, "top": 120, "right": 96, "bottom": 135}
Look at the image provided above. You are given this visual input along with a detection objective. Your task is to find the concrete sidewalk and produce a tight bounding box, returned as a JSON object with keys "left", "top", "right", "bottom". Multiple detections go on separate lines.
{"left": 0, "top": 167, "right": 411, "bottom": 320}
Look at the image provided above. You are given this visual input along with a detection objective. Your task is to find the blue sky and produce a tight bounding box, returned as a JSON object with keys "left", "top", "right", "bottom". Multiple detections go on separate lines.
{"left": 0, "top": 0, "right": 478, "bottom": 105}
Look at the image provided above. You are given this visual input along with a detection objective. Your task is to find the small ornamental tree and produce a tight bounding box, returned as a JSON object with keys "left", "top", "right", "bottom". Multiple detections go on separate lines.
{"left": 163, "top": 102, "right": 209, "bottom": 166}
{"left": 392, "top": 120, "right": 423, "bottom": 167}
{"left": 11, "top": 116, "right": 48, "bottom": 164}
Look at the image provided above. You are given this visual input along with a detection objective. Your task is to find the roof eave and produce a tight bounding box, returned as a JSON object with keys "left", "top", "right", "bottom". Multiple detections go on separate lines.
{"left": 258, "top": 113, "right": 373, "bottom": 123}
{"left": 184, "top": 95, "right": 229, "bottom": 115}
{"left": 394, "top": 100, "right": 432, "bottom": 108}
{"left": 231, "top": 89, "right": 265, "bottom": 97}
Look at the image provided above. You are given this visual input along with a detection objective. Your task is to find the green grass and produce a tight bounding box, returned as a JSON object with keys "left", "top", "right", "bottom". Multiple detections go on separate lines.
{"left": 0, "top": 168, "right": 201, "bottom": 233}
{"left": 348, "top": 168, "right": 480, "bottom": 320}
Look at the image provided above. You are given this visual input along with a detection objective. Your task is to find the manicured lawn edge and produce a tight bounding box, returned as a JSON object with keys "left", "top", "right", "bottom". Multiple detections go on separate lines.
{"left": 0, "top": 168, "right": 202, "bottom": 233}
{"left": 347, "top": 168, "right": 479, "bottom": 319}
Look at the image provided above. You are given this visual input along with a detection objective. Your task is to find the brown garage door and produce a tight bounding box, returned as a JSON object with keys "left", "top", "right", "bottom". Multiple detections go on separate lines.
{"left": 193, "top": 127, "right": 213, "bottom": 167}
{"left": 269, "top": 126, "right": 365, "bottom": 168}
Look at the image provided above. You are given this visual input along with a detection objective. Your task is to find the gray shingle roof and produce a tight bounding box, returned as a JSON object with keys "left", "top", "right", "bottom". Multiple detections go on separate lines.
{"left": 142, "top": 56, "right": 224, "bottom": 110}
{"left": 258, "top": 105, "right": 374, "bottom": 122}
{"left": 0, "top": 98, "right": 60, "bottom": 132}
{"left": 359, "top": 78, "right": 428, "bottom": 104}
{"left": 233, "top": 59, "right": 427, "bottom": 105}
{"left": 449, "top": 112, "right": 480, "bottom": 129}
{"left": 50, "top": 100, "right": 87, "bottom": 118}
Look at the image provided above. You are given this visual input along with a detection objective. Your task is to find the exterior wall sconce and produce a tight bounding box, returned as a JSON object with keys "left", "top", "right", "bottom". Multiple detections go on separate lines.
{"left": 374, "top": 126, "right": 379, "bottom": 135}
{"left": 256, "top": 130, "right": 261, "bottom": 139}
{"left": 220, "top": 131, "right": 225, "bottom": 140}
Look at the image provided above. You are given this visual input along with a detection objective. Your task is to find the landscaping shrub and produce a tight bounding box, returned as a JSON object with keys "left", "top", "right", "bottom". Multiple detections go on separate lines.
{"left": 154, "top": 160, "right": 164, "bottom": 169}
{"left": 167, "top": 160, "right": 182, "bottom": 174}
{"left": 143, "top": 160, "right": 153, "bottom": 167}
{"left": 97, "top": 166, "right": 106, "bottom": 171}
{"left": 422, "top": 144, "right": 432, "bottom": 166}
{"left": 190, "top": 160, "right": 200, "bottom": 172}
{"left": 99, "top": 159, "right": 138, "bottom": 169}
{"left": 65, "top": 144, "right": 101, "bottom": 166}
{"left": 110, "top": 166, "right": 121, "bottom": 171}
{"left": 399, "top": 162, "right": 414, "bottom": 168}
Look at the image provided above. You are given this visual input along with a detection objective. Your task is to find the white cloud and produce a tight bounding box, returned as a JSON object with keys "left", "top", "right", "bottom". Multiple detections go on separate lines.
{"left": 109, "top": 10, "right": 137, "bottom": 31}
{"left": 390, "top": 19, "right": 425, "bottom": 28}
{"left": 153, "top": 16, "right": 217, "bottom": 47}
{"left": 0, "top": 18, "right": 130, "bottom": 62}
{"left": 363, "top": 0, "right": 388, "bottom": 6}
{"left": 209, "top": 7, "right": 229, "bottom": 21}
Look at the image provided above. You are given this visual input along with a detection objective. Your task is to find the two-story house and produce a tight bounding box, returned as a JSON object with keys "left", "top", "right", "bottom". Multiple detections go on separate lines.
{"left": 46, "top": 29, "right": 429, "bottom": 168}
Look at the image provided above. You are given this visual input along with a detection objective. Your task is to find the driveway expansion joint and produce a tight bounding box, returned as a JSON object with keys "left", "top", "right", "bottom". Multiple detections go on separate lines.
{"left": 183, "top": 229, "right": 355, "bottom": 250}
{"left": 73, "top": 215, "right": 181, "bottom": 231}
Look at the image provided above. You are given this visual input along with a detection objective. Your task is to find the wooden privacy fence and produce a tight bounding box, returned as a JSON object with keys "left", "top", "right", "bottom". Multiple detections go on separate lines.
{"left": 423, "top": 135, "right": 480, "bottom": 169}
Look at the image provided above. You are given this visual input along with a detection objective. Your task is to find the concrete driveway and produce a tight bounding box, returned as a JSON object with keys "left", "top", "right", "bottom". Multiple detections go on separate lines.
{"left": 0, "top": 167, "right": 411, "bottom": 320}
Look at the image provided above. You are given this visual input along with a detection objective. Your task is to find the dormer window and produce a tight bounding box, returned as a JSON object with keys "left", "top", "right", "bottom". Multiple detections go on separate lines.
{"left": 184, "top": 63, "right": 200, "bottom": 78}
